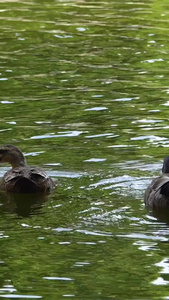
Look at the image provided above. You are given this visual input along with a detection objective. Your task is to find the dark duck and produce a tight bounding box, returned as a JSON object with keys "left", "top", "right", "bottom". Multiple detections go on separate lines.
{"left": 144, "top": 157, "right": 169, "bottom": 208}
{"left": 0, "top": 145, "right": 54, "bottom": 193}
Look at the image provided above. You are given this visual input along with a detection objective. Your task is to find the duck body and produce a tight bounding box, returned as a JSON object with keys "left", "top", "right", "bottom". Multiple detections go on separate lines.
{"left": 1, "top": 166, "right": 54, "bottom": 193}
{"left": 0, "top": 145, "right": 54, "bottom": 194}
{"left": 144, "top": 157, "right": 169, "bottom": 209}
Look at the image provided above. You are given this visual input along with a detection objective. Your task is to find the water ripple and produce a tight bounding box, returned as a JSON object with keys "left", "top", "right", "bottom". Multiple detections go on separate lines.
{"left": 29, "top": 131, "right": 83, "bottom": 139}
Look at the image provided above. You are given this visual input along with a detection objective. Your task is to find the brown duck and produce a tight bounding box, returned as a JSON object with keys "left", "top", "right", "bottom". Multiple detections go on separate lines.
{"left": 144, "top": 157, "right": 169, "bottom": 208}
{"left": 0, "top": 145, "right": 54, "bottom": 193}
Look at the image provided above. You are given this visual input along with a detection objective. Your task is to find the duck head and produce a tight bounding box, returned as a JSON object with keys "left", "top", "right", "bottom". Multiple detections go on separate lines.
{"left": 0, "top": 145, "right": 26, "bottom": 168}
{"left": 162, "top": 156, "right": 169, "bottom": 174}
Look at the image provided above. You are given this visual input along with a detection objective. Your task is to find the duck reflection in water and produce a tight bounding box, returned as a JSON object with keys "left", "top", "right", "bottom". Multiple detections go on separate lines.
{"left": 0, "top": 192, "right": 48, "bottom": 217}
{"left": 145, "top": 156, "right": 169, "bottom": 223}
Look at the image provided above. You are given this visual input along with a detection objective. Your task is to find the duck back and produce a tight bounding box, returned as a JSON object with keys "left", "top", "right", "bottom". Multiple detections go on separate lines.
{"left": 1, "top": 166, "right": 54, "bottom": 193}
{"left": 144, "top": 174, "right": 169, "bottom": 208}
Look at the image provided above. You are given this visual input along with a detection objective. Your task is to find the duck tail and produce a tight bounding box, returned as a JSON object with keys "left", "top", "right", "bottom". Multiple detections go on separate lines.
{"left": 161, "top": 182, "right": 169, "bottom": 197}
{"left": 8, "top": 177, "right": 39, "bottom": 193}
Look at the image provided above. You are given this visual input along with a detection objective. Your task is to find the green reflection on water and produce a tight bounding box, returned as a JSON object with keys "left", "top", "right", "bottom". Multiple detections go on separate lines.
{"left": 0, "top": 188, "right": 161, "bottom": 299}
{"left": 0, "top": 0, "right": 169, "bottom": 299}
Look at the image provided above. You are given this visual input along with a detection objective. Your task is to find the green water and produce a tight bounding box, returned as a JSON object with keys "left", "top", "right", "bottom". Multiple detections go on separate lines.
{"left": 1, "top": 0, "right": 169, "bottom": 299}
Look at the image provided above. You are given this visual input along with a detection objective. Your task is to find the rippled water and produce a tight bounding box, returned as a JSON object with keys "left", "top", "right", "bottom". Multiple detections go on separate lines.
{"left": 1, "top": 0, "right": 169, "bottom": 299}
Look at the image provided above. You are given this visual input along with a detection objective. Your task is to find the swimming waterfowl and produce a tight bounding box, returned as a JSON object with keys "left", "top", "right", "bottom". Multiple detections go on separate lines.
{"left": 144, "top": 157, "right": 169, "bottom": 208}
{"left": 0, "top": 145, "right": 54, "bottom": 193}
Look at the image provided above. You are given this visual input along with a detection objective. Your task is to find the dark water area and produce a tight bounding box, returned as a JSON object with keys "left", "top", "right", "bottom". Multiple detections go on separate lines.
{"left": 1, "top": 0, "right": 169, "bottom": 299}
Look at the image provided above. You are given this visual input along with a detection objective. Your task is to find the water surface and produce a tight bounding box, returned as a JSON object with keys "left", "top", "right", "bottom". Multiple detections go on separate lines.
{"left": 1, "top": 0, "right": 169, "bottom": 299}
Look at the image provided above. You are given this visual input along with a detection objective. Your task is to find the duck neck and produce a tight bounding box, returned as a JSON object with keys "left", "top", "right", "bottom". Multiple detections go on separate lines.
{"left": 11, "top": 154, "right": 27, "bottom": 169}
{"left": 162, "top": 158, "right": 169, "bottom": 174}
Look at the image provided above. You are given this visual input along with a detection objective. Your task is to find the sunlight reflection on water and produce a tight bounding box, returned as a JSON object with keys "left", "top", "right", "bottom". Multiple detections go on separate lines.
{"left": 1, "top": 0, "right": 169, "bottom": 298}
{"left": 29, "top": 131, "right": 83, "bottom": 139}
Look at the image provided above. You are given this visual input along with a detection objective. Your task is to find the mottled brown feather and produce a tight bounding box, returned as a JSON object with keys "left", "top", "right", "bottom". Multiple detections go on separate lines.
{"left": 0, "top": 145, "right": 54, "bottom": 193}
{"left": 144, "top": 157, "right": 169, "bottom": 208}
